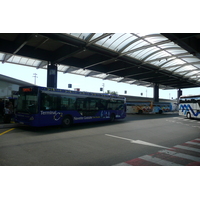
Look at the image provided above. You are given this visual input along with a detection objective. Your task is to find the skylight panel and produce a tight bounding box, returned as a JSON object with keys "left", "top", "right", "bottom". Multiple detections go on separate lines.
{"left": 144, "top": 35, "right": 168, "bottom": 43}
{"left": 10, "top": 55, "right": 21, "bottom": 63}
{"left": 106, "top": 33, "right": 137, "bottom": 51}
{"left": 161, "top": 59, "right": 186, "bottom": 68}
{"left": 122, "top": 40, "right": 149, "bottom": 53}
{"left": 26, "top": 59, "right": 36, "bottom": 66}
{"left": 184, "top": 70, "right": 200, "bottom": 76}
{"left": 174, "top": 65, "right": 196, "bottom": 73}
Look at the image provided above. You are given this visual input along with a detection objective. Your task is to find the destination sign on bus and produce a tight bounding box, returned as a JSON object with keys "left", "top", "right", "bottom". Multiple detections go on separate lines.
{"left": 23, "top": 88, "right": 32, "bottom": 92}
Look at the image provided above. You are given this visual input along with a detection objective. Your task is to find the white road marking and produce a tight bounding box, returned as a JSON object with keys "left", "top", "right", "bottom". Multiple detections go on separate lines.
{"left": 186, "top": 141, "right": 200, "bottom": 146}
{"left": 105, "top": 134, "right": 168, "bottom": 148}
{"left": 105, "top": 134, "right": 132, "bottom": 142}
{"left": 114, "top": 162, "right": 131, "bottom": 166}
{"left": 159, "top": 149, "right": 200, "bottom": 162}
{"left": 130, "top": 140, "right": 168, "bottom": 149}
{"left": 173, "top": 117, "right": 183, "bottom": 119}
{"left": 140, "top": 155, "right": 182, "bottom": 166}
{"left": 175, "top": 145, "right": 200, "bottom": 153}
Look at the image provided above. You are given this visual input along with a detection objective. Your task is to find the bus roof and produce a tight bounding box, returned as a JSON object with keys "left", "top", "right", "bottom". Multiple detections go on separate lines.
{"left": 20, "top": 86, "right": 125, "bottom": 100}
{"left": 180, "top": 95, "right": 200, "bottom": 98}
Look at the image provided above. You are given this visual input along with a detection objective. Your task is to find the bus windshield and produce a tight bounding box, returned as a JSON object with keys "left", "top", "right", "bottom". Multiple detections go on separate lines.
{"left": 16, "top": 93, "right": 38, "bottom": 114}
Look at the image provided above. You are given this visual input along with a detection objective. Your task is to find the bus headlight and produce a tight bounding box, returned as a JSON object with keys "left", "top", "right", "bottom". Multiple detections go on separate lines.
{"left": 29, "top": 116, "right": 34, "bottom": 121}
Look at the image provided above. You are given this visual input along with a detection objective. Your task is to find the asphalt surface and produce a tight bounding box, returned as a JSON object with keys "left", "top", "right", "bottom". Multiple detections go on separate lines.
{"left": 0, "top": 113, "right": 200, "bottom": 166}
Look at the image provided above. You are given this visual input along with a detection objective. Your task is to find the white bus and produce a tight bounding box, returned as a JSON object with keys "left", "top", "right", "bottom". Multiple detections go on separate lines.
{"left": 127, "top": 101, "right": 174, "bottom": 114}
{"left": 179, "top": 95, "right": 200, "bottom": 119}
{"left": 126, "top": 101, "right": 153, "bottom": 114}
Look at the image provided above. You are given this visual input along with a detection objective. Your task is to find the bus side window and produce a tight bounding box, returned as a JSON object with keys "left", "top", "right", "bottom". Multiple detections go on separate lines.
{"left": 60, "top": 96, "right": 76, "bottom": 110}
{"left": 76, "top": 98, "right": 85, "bottom": 110}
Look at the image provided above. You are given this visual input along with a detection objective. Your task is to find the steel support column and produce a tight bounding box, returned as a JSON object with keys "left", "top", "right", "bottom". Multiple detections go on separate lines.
{"left": 153, "top": 83, "right": 159, "bottom": 102}
{"left": 47, "top": 63, "right": 57, "bottom": 88}
{"left": 177, "top": 89, "right": 182, "bottom": 103}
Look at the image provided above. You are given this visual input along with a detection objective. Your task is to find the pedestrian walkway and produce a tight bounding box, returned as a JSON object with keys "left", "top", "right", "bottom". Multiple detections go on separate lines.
{"left": 0, "top": 117, "right": 19, "bottom": 129}
{"left": 115, "top": 138, "right": 200, "bottom": 166}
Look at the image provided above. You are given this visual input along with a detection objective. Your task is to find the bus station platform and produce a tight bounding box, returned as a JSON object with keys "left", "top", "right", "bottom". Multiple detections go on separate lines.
{"left": 0, "top": 116, "right": 20, "bottom": 129}
{"left": 0, "top": 122, "right": 20, "bottom": 129}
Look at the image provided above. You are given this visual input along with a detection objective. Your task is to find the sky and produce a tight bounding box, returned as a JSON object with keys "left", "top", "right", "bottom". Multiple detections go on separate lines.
{"left": 1, "top": 62, "right": 200, "bottom": 100}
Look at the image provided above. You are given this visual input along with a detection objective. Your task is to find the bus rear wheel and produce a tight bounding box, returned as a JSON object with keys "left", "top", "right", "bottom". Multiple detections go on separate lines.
{"left": 62, "top": 115, "right": 73, "bottom": 127}
{"left": 186, "top": 112, "right": 191, "bottom": 119}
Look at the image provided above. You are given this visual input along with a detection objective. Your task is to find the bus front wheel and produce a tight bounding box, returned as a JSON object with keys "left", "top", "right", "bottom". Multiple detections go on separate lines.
{"left": 186, "top": 112, "right": 191, "bottom": 119}
{"left": 62, "top": 115, "right": 73, "bottom": 127}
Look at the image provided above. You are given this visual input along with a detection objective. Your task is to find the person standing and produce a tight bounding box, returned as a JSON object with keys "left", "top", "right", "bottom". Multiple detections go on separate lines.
{"left": 0, "top": 99, "right": 4, "bottom": 123}
{"left": 4, "top": 104, "right": 11, "bottom": 123}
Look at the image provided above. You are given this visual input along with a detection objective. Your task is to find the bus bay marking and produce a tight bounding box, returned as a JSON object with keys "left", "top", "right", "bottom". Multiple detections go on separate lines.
{"left": 0, "top": 128, "right": 15, "bottom": 136}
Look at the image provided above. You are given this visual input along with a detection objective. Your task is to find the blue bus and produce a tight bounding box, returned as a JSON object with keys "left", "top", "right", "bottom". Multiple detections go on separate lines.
{"left": 15, "top": 86, "right": 126, "bottom": 127}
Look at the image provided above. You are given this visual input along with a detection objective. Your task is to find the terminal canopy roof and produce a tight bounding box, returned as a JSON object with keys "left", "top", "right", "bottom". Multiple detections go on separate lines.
{"left": 0, "top": 33, "right": 200, "bottom": 89}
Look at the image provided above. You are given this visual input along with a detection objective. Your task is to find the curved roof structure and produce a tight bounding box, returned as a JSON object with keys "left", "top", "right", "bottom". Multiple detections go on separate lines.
{"left": 0, "top": 33, "right": 200, "bottom": 89}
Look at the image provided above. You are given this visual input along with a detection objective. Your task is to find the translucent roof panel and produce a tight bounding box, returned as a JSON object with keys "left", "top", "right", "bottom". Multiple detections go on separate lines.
{"left": 158, "top": 42, "right": 180, "bottom": 49}
{"left": 128, "top": 47, "right": 159, "bottom": 60}
{"left": 149, "top": 57, "right": 176, "bottom": 66}
{"left": 95, "top": 35, "right": 114, "bottom": 47}
{"left": 102, "top": 33, "right": 135, "bottom": 51}
{"left": 193, "top": 63, "right": 200, "bottom": 68}
{"left": 69, "top": 33, "right": 91, "bottom": 40}
{"left": 165, "top": 66, "right": 180, "bottom": 71}
{"left": 161, "top": 59, "right": 186, "bottom": 68}
{"left": 58, "top": 64, "right": 69, "bottom": 72}
{"left": 181, "top": 57, "right": 200, "bottom": 63}
{"left": 92, "top": 73, "right": 108, "bottom": 79}
{"left": 166, "top": 48, "right": 187, "bottom": 55}
{"left": 71, "top": 68, "right": 91, "bottom": 76}
{"left": 142, "top": 50, "right": 171, "bottom": 62}
{"left": 144, "top": 34, "right": 168, "bottom": 43}
{"left": 122, "top": 40, "right": 149, "bottom": 53}
{"left": 184, "top": 70, "right": 200, "bottom": 76}
{"left": 174, "top": 65, "right": 197, "bottom": 73}
{"left": 89, "top": 33, "right": 104, "bottom": 41}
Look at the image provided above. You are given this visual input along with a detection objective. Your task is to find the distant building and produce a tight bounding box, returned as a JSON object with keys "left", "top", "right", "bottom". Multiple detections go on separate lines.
{"left": 0, "top": 74, "right": 35, "bottom": 99}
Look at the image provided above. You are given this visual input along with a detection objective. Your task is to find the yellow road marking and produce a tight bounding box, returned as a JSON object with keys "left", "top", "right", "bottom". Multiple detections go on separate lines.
{"left": 0, "top": 128, "right": 15, "bottom": 136}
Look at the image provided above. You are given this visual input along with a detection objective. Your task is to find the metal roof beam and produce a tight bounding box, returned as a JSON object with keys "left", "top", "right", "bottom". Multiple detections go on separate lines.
{"left": 13, "top": 33, "right": 35, "bottom": 54}
{"left": 54, "top": 48, "right": 85, "bottom": 63}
